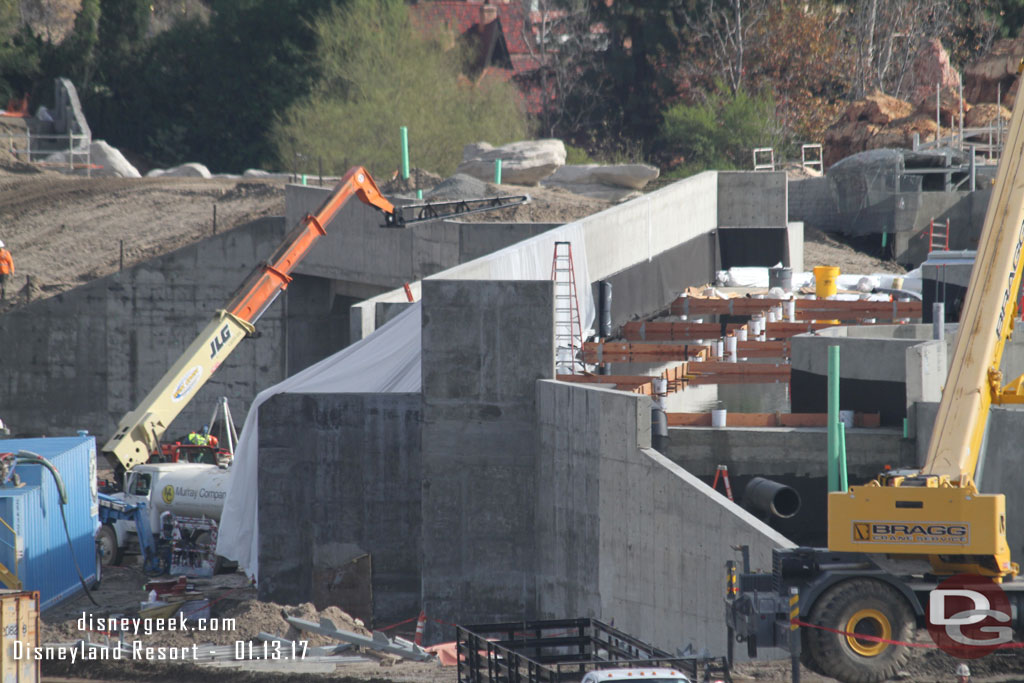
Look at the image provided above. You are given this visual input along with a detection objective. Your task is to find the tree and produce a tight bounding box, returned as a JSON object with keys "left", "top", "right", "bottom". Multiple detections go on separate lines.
{"left": 682, "top": 0, "right": 770, "bottom": 95}
{"left": 270, "top": 0, "right": 528, "bottom": 177}
{"left": 657, "top": 82, "right": 778, "bottom": 176}
{"left": 515, "top": 0, "right": 609, "bottom": 138}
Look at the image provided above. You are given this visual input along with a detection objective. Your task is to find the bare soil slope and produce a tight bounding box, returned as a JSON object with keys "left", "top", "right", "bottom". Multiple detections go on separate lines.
{"left": 0, "top": 169, "right": 612, "bottom": 312}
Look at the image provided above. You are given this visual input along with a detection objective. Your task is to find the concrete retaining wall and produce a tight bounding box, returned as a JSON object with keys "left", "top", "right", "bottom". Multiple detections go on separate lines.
{"left": 286, "top": 183, "right": 555, "bottom": 295}
{"left": 535, "top": 380, "right": 794, "bottom": 655}
{"left": 419, "top": 279, "right": 554, "bottom": 633}
{"left": 0, "top": 217, "right": 302, "bottom": 440}
{"left": 256, "top": 392, "right": 421, "bottom": 624}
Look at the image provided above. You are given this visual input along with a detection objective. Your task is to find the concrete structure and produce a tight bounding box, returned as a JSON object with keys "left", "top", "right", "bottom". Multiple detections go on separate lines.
{"left": 352, "top": 171, "right": 801, "bottom": 342}
{"left": 789, "top": 175, "right": 991, "bottom": 266}
{"left": 256, "top": 393, "right": 421, "bottom": 624}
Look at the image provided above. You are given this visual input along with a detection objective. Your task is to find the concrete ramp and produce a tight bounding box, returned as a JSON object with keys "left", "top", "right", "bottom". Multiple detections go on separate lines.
{"left": 536, "top": 380, "right": 794, "bottom": 657}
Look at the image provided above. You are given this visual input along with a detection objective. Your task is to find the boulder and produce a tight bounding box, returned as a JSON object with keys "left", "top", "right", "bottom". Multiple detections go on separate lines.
{"left": 965, "top": 102, "right": 1010, "bottom": 128}
{"left": 964, "top": 35, "right": 1024, "bottom": 106}
{"left": 147, "top": 162, "right": 212, "bottom": 178}
{"left": 842, "top": 92, "right": 912, "bottom": 125}
{"left": 46, "top": 140, "right": 140, "bottom": 178}
{"left": 913, "top": 85, "right": 970, "bottom": 124}
{"left": 910, "top": 38, "right": 961, "bottom": 104}
{"left": 541, "top": 163, "right": 659, "bottom": 201}
{"left": 456, "top": 139, "right": 566, "bottom": 185}
{"left": 870, "top": 114, "right": 944, "bottom": 152}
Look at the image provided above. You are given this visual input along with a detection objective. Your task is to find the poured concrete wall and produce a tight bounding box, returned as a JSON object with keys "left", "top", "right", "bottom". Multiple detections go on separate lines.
{"left": 717, "top": 171, "right": 787, "bottom": 227}
{"left": 286, "top": 183, "right": 554, "bottom": 295}
{"left": 352, "top": 172, "right": 722, "bottom": 341}
{"left": 535, "top": 380, "right": 794, "bottom": 655}
{"left": 419, "top": 279, "right": 554, "bottom": 633}
{"left": 256, "top": 392, "right": 421, "bottom": 624}
{"left": 0, "top": 217, "right": 311, "bottom": 440}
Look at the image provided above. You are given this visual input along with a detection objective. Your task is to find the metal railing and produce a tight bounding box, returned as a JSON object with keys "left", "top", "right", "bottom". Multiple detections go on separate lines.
{"left": 3, "top": 128, "right": 91, "bottom": 175}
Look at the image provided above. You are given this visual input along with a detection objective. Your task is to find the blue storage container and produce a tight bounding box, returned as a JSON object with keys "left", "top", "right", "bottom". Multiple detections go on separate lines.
{"left": 0, "top": 437, "right": 99, "bottom": 610}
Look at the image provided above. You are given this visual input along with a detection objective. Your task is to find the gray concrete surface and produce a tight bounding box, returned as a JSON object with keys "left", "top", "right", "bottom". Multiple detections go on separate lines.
{"left": 662, "top": 426, "right": 915, "bottom": 480}
{"left": 354, "top": 170, "right": 802, "bottom": 341}
{"left": 419, "top": 279, "right": 554, "bottom": 634}
{"left": 535, "top": 379, "right": 794, "bottom": 655}
{"left": 718, "top": 171, "right": 787, "bottom": 227}
{"left": 287, "top": 183, "right": 555, "bottom": 295}
{"left": 0, "top": 217, "right": 305, "bottom": 440}
{"left": 256, "top": 392, "right": 421, "bottom": 623}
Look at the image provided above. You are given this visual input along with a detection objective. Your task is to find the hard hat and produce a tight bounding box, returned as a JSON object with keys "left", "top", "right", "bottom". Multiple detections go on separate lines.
{"left": 956, "top": 663, "right": 970, "bottom": 676}
{"left": 0, "top": 239, "right": 5, "bottom": 248}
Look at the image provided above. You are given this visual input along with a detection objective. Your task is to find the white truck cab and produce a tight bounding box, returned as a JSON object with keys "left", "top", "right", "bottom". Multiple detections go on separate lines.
{"left": 581, "top": 669, "right": 692, "bottom": 683}
{"left": 101, "top": 462, "right": 230, "bottom": 567}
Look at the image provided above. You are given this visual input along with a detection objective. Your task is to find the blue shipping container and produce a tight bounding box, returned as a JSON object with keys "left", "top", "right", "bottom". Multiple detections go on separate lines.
{"left": 0, "top": 436, "right": 99, "bottom": 610}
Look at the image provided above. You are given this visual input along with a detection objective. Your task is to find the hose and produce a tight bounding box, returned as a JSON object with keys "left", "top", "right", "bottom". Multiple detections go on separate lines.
{"left": 16, "top": 451, "right": 98, "bottom": 606}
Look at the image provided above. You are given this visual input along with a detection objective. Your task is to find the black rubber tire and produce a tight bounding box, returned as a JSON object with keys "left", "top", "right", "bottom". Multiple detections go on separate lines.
{"left": 805, "top": 578, "right": 914, "bottom": 683}
{"left": 96, "top": 524, "right": 122, "bottom": 567}
{"left": 800, "top": 627, "right": 827, "bottom": 675}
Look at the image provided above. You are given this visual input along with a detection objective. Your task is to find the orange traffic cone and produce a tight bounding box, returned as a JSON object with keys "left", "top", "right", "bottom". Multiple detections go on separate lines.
{"left": 414, "top": 610, "right": 427, "bottom": 646}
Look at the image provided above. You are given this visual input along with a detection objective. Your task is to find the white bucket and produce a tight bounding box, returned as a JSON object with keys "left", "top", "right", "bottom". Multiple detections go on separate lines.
{"left": 839, "top": 410, "right": 855, "bottom": 429}
{"left": 711, "top": 409, "right": 727, "bottom": 427}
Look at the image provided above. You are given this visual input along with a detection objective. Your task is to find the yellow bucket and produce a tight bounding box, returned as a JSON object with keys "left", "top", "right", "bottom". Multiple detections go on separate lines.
{"left": 814, "top": 266, "right": 840, "bottom": 298}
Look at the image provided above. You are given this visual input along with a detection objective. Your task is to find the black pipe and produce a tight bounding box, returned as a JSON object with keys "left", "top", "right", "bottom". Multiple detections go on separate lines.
{"left": 743, "top": 477, "right": 801, "bottom": 519}
{"left": 598, "top": 281, "right": 612, "bottom": 338}
{"left": 651, "top": 405, "right": 668, "bottom": 451}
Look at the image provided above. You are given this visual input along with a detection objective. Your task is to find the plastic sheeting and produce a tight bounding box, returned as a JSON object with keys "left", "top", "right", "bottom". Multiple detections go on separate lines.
{"left": 217, "top": 223, "right": 595, "bottom": 581}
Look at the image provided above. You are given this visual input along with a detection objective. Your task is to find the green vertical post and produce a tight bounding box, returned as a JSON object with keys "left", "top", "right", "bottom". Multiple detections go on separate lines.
{"left": 827, "top": 345, "right": 840, "bottom": 493}
{"left": 838, "top": 422, "right": 848, "bottom": 492}
{"left": 400, "top": 126, "right": 410, "bottom": 180}
{"left": 301, "top": 174, "right": 307, "bottom": 186}
{"left": 417, "top": 189, "right": 422, "bottom": 200}
{"left": 495, "top": 158, "right": 502, "bottom": 184}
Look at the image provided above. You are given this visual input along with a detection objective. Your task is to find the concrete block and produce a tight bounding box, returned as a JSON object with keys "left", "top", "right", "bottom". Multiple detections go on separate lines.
{"left": 718, "top": 171, "right": 787, "bottom": 227}
{"left": 905, "top": 340, "right": 945, "bottom": 407}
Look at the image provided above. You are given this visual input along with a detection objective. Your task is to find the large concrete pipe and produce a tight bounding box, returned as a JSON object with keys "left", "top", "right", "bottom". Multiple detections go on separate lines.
{"left": 743, "top": 477, "right": 801, "bottom": 519}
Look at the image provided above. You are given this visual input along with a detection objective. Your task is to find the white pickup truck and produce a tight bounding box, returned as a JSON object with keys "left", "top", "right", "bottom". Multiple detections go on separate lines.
{"left": 582, "top": 669, "right": 692, "bottom": 683}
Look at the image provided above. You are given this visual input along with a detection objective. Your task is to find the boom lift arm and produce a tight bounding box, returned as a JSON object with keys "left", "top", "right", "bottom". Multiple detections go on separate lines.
{"left": 103, "top": 167, "right": 529, "bottom": 475}
{"left": 103, "top": 167, "right": 394, "bottom": 472}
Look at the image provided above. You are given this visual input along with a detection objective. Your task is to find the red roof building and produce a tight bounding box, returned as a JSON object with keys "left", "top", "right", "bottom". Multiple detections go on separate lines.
{"left": 408, "top": 1, "right": 548, "bottom": 113}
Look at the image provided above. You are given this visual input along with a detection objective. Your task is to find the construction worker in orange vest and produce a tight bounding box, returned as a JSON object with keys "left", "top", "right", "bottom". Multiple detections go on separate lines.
{"left": 0, "top": 239, "right": 12, "bottom": 300}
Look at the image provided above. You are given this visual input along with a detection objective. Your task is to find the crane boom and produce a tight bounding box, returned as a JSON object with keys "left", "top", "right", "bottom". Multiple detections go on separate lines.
{"left": 922, "top": 93, "right": 1024, "bottom": 479}
{"left": 825, "top": 67, "right": 1024, "bottom": 579}
{"left": 102, "top": 167, "right": 396, "bottom": 472}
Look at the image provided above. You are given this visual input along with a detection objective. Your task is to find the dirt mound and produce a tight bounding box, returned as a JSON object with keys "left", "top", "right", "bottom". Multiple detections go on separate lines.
{"left": 219, "top": 600, "right": 370, "bottom": 647}
{"left": 380, "top": 167, "right": 443, "bottom": 195}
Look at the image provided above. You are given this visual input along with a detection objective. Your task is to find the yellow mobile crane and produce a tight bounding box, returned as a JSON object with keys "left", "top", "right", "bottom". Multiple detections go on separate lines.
{"left": 727, "top": 65, "right": 1024, "bottom": 683}
{"left": 103, "top": 167, "right": 526, "bottom": 478}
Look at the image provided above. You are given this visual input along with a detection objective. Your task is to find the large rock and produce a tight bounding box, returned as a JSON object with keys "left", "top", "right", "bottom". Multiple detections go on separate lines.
{"left": 456, "top": 139, "right": 566, "bottom": 185}
{"left": 964, "top": 35, "right": 1024, "bottom": 107}
{"left": 541, "top": 163, "right": 659, "bottom": 201}
{"left": 46, "top": 139, "right": 140, "bottom": 177}
{"left": 913, "top": 85, "right": 970, "bottom": 124}
{"left": 147, "top": 162, "right": 212, "bottom": 178}
{"left": 910, "top": 38, "right": 961, "bottom": 104}
{"left": 965, "top": 102, "right": 1010, "bottom": 128}
{"left": 842, "top": 92, "right": 912, "bottom": 125}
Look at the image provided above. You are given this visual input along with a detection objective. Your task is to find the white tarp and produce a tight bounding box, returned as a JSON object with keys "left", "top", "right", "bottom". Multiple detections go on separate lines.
{"left": 217, "top": 223, "right": 594, "bottom": 580}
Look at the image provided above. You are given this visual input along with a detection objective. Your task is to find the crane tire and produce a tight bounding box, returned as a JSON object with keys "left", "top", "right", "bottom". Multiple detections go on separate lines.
{"left": 804, "top": 578, "right": 914, "bottom": 683}
{"left": 96, "top": 524, "right": 122, "bottom": 567}
{"left": 799, "top": 628, "right": 826, "bottom": 675}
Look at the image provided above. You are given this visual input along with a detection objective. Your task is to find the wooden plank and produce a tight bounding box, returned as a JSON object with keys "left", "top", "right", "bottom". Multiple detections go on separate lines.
{"left": 622, "top": 321, "right": 837, "bottom": 341}
{"left": 582, "top": 341, "right": 787, "bottom": 362}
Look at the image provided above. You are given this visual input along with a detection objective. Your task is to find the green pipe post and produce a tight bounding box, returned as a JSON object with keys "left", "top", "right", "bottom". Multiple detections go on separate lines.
{"left": 827, "top": 345, "right": 840, "bottom": 492}
{"left": 495, "top": 158, "right": 502, "bottom": 184}
{"left": 400, "top": 126, "right": 410, "bottom": 180}
{"left": 838, "top": 422, "right": 848, "bottom": 492}
{"left": 417, "top": 189, "right": 423, "bottom": 199}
